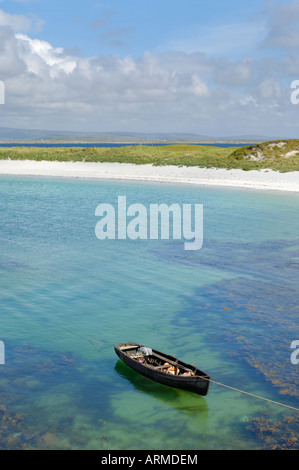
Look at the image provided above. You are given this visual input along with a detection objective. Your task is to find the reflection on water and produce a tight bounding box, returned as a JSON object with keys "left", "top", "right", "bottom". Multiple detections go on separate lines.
{"left": 114, "top": 360, "right": 209, "bottom": 420}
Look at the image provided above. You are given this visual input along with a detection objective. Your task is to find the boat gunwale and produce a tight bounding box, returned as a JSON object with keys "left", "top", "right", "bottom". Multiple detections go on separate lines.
{"left": 115, "top": 342, "right": 210, "bottom": 382}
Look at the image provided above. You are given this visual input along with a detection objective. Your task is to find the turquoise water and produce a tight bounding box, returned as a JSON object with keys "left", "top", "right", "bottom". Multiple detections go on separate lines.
{"left": 0, "top": 176, "right": 298, "bottom": 450}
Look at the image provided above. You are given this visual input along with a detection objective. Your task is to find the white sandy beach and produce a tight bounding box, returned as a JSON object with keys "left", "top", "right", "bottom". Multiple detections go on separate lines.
{"left": 0, "top": 159, "right": 298, "bottom": 192}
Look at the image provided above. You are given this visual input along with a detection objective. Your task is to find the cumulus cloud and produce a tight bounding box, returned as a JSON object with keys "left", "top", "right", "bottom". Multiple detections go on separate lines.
{"left": 16, "top": 34, "right": 77, "bottom": 76}
{"left": 0, "top": 26, "right": 26, "bottom": 78}
{"left": 0, "top": 3, "right": 298, "bottom": 137}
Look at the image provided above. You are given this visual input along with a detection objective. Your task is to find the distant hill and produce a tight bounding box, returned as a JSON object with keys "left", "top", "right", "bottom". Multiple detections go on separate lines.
{"left": 0, "top": 127, "right": 275, "bottom": 144}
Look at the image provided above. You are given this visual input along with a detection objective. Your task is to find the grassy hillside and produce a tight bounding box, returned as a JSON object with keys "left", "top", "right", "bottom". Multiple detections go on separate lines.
{"left": 229, "top": 139, "right": 299, "bottom": 172}
{"left": 0, "top": 139, "right": 298, "bottom": 171}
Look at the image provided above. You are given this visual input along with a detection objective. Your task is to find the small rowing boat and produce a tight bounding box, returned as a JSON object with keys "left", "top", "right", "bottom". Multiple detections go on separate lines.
{"left": 114, "top": 342, "right": 210, "bottom": 396}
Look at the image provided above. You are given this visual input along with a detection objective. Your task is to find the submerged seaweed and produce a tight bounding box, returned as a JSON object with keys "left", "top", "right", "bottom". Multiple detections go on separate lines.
{"left": 0, "top": 342, "right": 111, "bottom": 449}
{"left": 1, "top": 177, "right": 298, "bottom": 450}
{"left": 154, "top": 239, "right": 299, "bottom": 399}
{"left": 247, "top": 415, "right": 299, "bottom": 450}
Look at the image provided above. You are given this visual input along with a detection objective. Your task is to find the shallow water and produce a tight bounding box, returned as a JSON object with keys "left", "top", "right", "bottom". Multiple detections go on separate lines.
{"left": 0, "top": 176, "right": 298, "bottom": 449}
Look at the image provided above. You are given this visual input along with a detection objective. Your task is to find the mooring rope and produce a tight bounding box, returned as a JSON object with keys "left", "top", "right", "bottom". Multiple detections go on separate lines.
{"left": 68, "top": 334, "right": 299, "bottom": 412}
{"left": 198, "top": 375, "right": 299, "bottom": 412}
{"left": 92, "top": 340, "right": 115, "bottom": 346}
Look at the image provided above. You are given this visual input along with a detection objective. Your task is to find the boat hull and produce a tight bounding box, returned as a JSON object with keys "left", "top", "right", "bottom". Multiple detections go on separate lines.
{"left": 115, "top": 342, "right": 210, "bottom": 396}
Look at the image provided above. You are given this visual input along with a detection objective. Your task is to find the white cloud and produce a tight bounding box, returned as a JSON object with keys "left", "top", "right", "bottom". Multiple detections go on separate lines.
{"left": 257, "top": 77, "right": 283, "bottom": 100}
{"left": 213, "top": 58, "right": 253, "bottom": 87}
{"left": 0, "top": 26, "right": 26, "bottom": 78}
{"left": 16, "top": 34, "right": 77, "bottom": 76}
{"left": 0, "top": 4, "right": 298, "bottom": 137}
{"left": 0, "top": 9, "right": 31, "bottom": 31}
{"left": 0, "top": 8, "right": 44, "bottom": 33}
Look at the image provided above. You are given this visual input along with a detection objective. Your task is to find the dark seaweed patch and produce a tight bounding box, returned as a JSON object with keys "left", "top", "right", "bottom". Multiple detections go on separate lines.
{"left": 247, "top": 415, "right": 299, "bottom": 450}
{"left": 0, "top": 342, "right": 112, "bottom": 449}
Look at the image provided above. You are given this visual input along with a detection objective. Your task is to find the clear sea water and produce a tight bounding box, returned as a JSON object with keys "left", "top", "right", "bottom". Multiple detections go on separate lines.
{"left": 0, "top": 175, "right": 298, "bottom": 450}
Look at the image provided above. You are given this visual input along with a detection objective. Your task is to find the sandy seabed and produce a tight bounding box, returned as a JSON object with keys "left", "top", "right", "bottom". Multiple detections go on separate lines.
{"left": 0, "top": 159, "right": 298, "bottom": 192}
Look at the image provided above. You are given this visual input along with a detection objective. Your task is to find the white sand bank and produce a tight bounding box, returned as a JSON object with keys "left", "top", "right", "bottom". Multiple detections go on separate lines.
{"left": 0, "top": 159, "right": 298, "bottom": 192}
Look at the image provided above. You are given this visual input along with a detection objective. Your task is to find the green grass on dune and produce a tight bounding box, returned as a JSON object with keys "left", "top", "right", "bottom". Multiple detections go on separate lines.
{"left": 0, "top": 139, "right": 298, "bottom": 172}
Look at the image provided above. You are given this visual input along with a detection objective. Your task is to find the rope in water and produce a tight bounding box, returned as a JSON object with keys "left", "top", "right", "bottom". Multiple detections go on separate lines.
{"left": 92, "top": 340, "right": 116, "bottom": 346}
{"left": 198, "top": 375, "right": 299, "bottom": 412}
{"left": 74, "top": 336, "right": 299, "bottom": 412}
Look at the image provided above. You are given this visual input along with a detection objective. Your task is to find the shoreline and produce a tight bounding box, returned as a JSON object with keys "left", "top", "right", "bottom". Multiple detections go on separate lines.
{"left": 0, "top": 159, "right": 298, "bottom": 192}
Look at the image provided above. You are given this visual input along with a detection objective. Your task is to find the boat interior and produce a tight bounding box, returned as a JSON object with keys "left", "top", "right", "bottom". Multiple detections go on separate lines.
{"left": 119, "top": 344, "right": 196, "bottom": 377}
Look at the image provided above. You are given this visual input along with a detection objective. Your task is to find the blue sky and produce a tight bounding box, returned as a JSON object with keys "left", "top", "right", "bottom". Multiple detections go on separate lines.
{"left": 0, "top": 0, "right": 271, "bottom": 58}
{"left": 0, "top": 0, "right": 298, "bottom": 136}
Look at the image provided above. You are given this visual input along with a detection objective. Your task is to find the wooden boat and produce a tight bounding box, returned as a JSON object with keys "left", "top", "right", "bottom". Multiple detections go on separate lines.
{"left": 114, "top": 342, "right": 210, "bottom": 396}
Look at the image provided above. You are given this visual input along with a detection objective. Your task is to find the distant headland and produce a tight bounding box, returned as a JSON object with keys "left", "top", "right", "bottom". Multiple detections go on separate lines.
{"left": 0, "top": 126, "right": 280, "bottom": 144}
